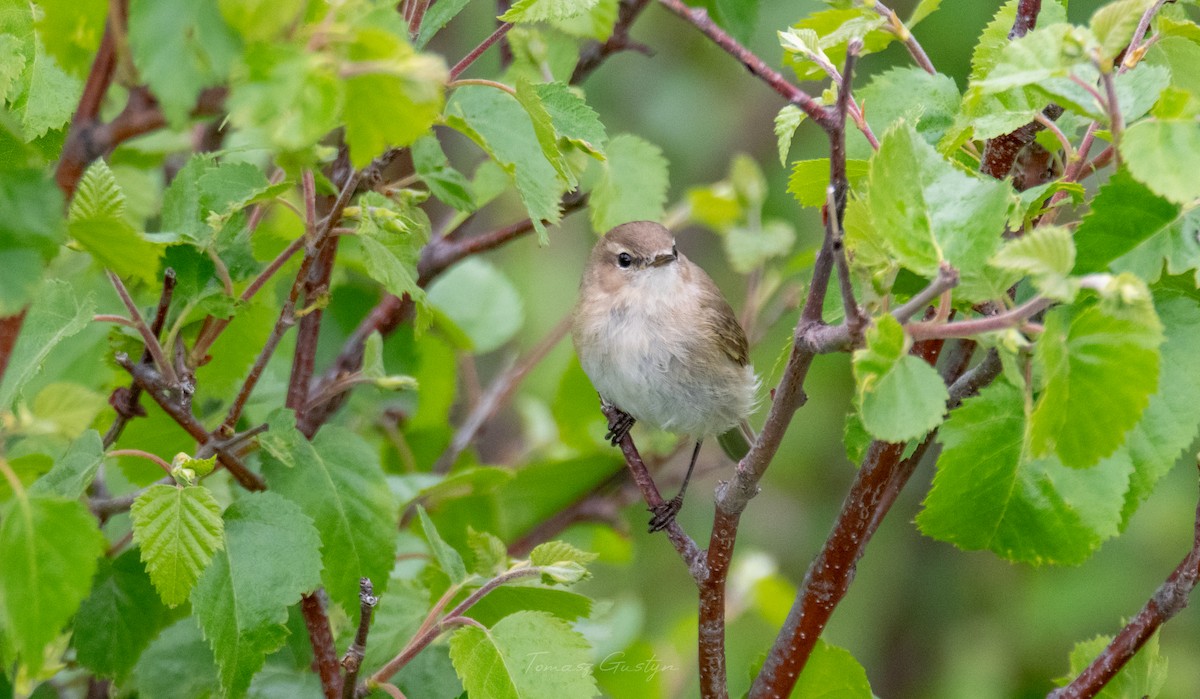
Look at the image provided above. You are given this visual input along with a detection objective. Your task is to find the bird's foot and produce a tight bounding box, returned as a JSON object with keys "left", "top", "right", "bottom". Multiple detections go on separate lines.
{"left": 648, "top": 496, "right": 683, "bottom": 532}
{"left": 604, "top": 408, "right": 636, "bottom": 446}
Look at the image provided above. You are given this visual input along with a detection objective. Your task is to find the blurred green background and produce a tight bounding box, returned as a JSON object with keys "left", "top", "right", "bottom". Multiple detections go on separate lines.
{"left": 415, "top": 1, "right": 1200, "bottom": 697}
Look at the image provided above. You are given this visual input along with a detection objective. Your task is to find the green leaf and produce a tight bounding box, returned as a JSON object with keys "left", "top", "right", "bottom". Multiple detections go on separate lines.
{"left": 227, "top": 44, "right": 343, "bottom": 159}
{"left": 467, "top": 586, "right": 593, "bottom": 627}
{"left": 416, "top": 0, "right": 471, "bottom": 48}
{"left": 1090, "top": 0, "right": 1156, "bottom": 64}
{"left": 917, "top": 381, "right": 1131, "bottom": 565}
{"left": 530, "top": 540, "right": 598, "bottom": 570}
{"left": 990, "top": 225, "right": 1076, "bottom": 301}
{"left": 0, "top": 279, "right": 94, "bottom": 409}
{"left": 1074, "top": 169, "right": 1183, "bottom": 274}
{"left": 69, "top": 217, "right": 163, "bottom": 285}
{"left": 0, "top": 495, "right": 105, "bottom": 672}
{"left": 0, "top": 167, "right": 64, "bottom": 260}
{"left": 970, "top": 0, "right": 1068, "bottom": 82}
{"left": 1030, "top": 302, "right": 1163, "bottom": 469}
{"left": 782, "top": 7, "right": 892, "bottom": 82}
{"left": 725, "top": 221, "right": 796, "bottom": 274}
{"left": 28, "top": 380, "right": 105, "bottom": 439}
{"left": 792, "top": 639, "right": 874, "bottom": 699}
{"left": 774, "top": 104, "right": 805, "bottom": 166}
{"left": 69, "top": 159, "right": 125, "bottom": 222}
{"left": 217, "top": 0, "right": 305, "bottom": 42}
{"left": 501, "top": 0, "right": 598, "bottom": 23}
{"left": 29, "top": 430, "right": 104, "bottom": 498}
{"left": 191, "top": 492, "right": 323, "bottom": 698}
{"left": 13, "top": 39, "right": 80, "bottom": 140}
{"left": 449, "top": 610, "right": 599, "bottom": 699}
{"left": 446, "top": 85, "right": 566, "bottom": 241}
{"left": 343, "top": 28, "right": 447, "bottom": 167}
{"left": 976, "top": 24, "right": 1087, "bottom": 94}
{"left": 130, "top": 484, "right": 225, "bottom": 607}
{"left": 131, "top": 618, "right": 219, "bottom": 699}
{"left": 354, "top": 190, "right": 433, "bottom": 329}
{"left": 73, "top": 549, "right": 171, "bottom": 681}
{"left": 468, "top": 527, "right": 509, "bottom": 577}
{"left": 1119, "top": 295, "right": 1200, "bottom": 525}
{"left": 859, "top": 66, "right": 960, "bottom": 147}
{"left": 416, "top": 505, "right": 468, "bottom": 583}
{"left": 127, "top": 0, "right": 240, "bottom": 125}
{"left": 160, "top": 154, "right": 217, "bottom": 244}
{"left": 535, "top": 81, "right": 607, "bottom": 158}
{"left": 866, "top": 122, "right": 1014, "bottom": 300}
{"left": 515, "top": 77, "right": 573, "bottom": 186}
{"left": 1120, "top": 119, "right": 1200, "bottom": 205}
{"left": 427, "top": 257, "right": 525, "bottom": 354}
{"left": 588, "top": 133, "right": 669, "bottom": 234}
{"left": 412, "top": 134, "right": 475, "bottom": 212}
{"left": 552, "top": 0, "right": 618, "bottom": 40}
{"left": 852, "top": 314, "right": 948, "bottom": 442}
{"left": 1062, "top": 633, "right": 1167, "bottom": 698}
{"left": 787, "top": 158, "right": 869, "bottom": 208}
{"left": 261, "top": 414, "right": 398, "bottom": 615}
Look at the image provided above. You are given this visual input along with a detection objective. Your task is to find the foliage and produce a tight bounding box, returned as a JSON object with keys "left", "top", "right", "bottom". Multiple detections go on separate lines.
{"left": 3, "top": 0, "right": 1200, "bottom": 697}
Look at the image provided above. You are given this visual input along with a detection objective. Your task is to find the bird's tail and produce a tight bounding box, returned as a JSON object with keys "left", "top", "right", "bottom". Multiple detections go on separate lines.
{"left": 716, "top": 419, "right": 756, "bottom": 462}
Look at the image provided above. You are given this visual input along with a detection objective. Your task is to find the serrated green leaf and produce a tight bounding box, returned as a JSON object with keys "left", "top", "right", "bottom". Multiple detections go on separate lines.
{"left": 191, "top": 492, "right": 322, "bottom": 699}
{"left": 1074, "top": 168, "right": 1183, "bottom": 274}
{"left": 0, "top": 167, "right": 64, "bottom": 261}
{"left": 0, "top": 279, "right": 94, "bottom": 409}
{"left": 853, "top": 315, "right": 948, "bottom": 442}
{"left": 416, "top": 0, "right": 471, "bottom": 47}
{"left": 866, "top": 122, "right": 1014, "bottom": 300}
{"left": 859, "top": 66, "right": 960, "bottom": 147}
{"left": 787, "top": 158, "right": 869, "bottom": 208}
{"left": 446, "top": 85, "right": 566, "bottom": 242}
{"left": 29, "top": 381, "right": 106, "bottom": 438}
{"left": 468, "top": 527, "right": 509, "bottom": 576}
{"left": 160, "top": 154, "right": 217, "bottom": 244}
{"left": 774, "top": 104, "right": 805, "bottom": 166}
{"left": 73, "top": 549, "right": 171, "bottom": 681}
{"left": 416, "top": 505, "right": 468, "bottom": 583}
{"left": 449, "top": 610, "right": 599, "bottom": 699}
{"left": 588, "top": 133, "right": 669, "bottom": 234}
{"left": 427, "top": 257, "right": 525, "bottom": 354}
{"left": 971, "top": 0, "right": 1068, "bottom": 82}
{"left": 355, "top": 190, "right": 433, "bottom": 329}
{"left": 1119, "top": 295, "right": 1200, "bottom": 525}
{"left": 990, "top": 225, "right": 1076, "bottom": 301}
{"left": 917, "top": 381, "right": 1131, "bottom": 565}
{"left": 515, "top": 77, "right": 573, "bottom": 186}
{"left": 535, "top": 81, "right": 607, "bottom": 158}
{"left": 501, "top": 0, "right": 598, "bottom": 23}
{"left": 70, "top": 218, "right": 164, "bottom": 285}
{"left": 1090, "top": 0, "right": 1156, "bottom": 63}
{"left": 344, "top": 28, "right": 447, "bottom": 167}
{"left": 261, "top": 415, "right": 398, "bottom": 615}
{"left": 1120, "top": 119, "right": 1200, "bottom": 205}
{"left": 0, "top": 495, "right": 105, "bottom": 672}
{"left": 1030, "top": 303, "right": 1163, "bottom": 469}
{"left": 783, "top": 7, "right": 891, "bottom": 82}
{"left": 29, "top": 430, "right": 103, "bottom": 498}
{"left": 69, "top": 160, "right": 125, "bottom": 222}
{"left": 13, "top": 39, "right": 80, "bottom": 140}
{"left": 127, "top": 0, "right": 240, "bottom": 125}
{"left": 412, "top": 134, "right": 475, "bottom": 212}
{"left": 793, "top": 639, "right": 874, "bottom": 699}
{"left": 131, "top": 618, "right": 220, "bottom": 699}
{"left": 1061, "top": 632, "right": 1167, "bottom": 698}
{"left": 130, "top": 484, "right": 225, "bottom": 607}
{"left": 976, "top": 24, "right": 1086, "bottom": 94}
{"left": 0, "top": 33, "right": 26, "bottom": 98}
{"left": 530, "top": 541, "right": 599, "bottom": 568}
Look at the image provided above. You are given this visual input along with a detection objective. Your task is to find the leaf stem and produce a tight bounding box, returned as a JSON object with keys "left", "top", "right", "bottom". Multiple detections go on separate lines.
{"left": 449, "top": 23, "right": 514, "bottom": 80}
{"left": 106, "top": 449, "right": 172, "bottom": 474}
{"left": 106, "top": 270, "right": 179, "bottom": 387}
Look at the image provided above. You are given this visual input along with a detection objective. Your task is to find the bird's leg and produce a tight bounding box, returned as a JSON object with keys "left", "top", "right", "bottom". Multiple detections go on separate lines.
{"left": 602, "top": 398, "right": 636, "bottom": 445}
{"left": 649, "top": 440, "right": 702, "bottom": 532}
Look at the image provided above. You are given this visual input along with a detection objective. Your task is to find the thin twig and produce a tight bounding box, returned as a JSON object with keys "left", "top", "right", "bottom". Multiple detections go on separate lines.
{"left": 106, "top": 449, "right": 172, "bottom": 474}
{"left": 906, "top": 296, "right": 1052, "bottom": 341}
{"left": 449, "top": 23, "right": 514, "bottom": 80}
{"left": 1099, "top": 68, "right": 1123, "bottom": 162}
{"left": 106, "top": 271, "right": 179, "bottom": 387}
{"left": 1049, "top": 460, "right": 1200, "bottom": 699}
{"left": 892, "top": 264, "right": 961, "bottom": 324}
{"left": 871, "top": 1, "right": 936, "bottom": 75}
{"left": 433, "top": 316, "right": 571, "bottom": 473}
{"left": 341, "top": 578, "right": 379, "bottom": 699}
{"left": 104, "top": 269, "right": 176, "bottom": 447}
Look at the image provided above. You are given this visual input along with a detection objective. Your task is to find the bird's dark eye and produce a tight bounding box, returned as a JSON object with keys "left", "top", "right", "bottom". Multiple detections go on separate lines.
{"left": 617, "top": 252, "right": 633, "bottom": 268}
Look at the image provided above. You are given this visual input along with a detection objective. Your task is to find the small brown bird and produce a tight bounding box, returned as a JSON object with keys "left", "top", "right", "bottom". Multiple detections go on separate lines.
{"left": 572, "top": 221, "right": 757, "bottom": 530}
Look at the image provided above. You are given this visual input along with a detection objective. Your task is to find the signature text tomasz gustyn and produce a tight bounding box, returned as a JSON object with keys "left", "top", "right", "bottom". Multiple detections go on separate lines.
{"left": 525, "top": 651, "right": 676, "bottom": 682}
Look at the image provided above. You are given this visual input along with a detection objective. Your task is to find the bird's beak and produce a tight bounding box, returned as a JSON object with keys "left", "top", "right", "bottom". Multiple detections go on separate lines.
{"left": 649, "top": 252, "right": 677, "bottom": 267}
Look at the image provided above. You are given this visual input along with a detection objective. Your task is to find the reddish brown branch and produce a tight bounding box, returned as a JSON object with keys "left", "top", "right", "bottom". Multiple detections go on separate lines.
{"left": 656, "top": 0, "right": 832, "bottom": 129}
{"left": 0, "top": 309, "right": 29, "bottom": 389}
{"left": 1050, "top": 462, "right": 1200, "bottom": 699}
{"left": 571, "top": 0, "right": 653, "bottom": 84}
{"left": 341, "top": 578, "right": 379, "bottom": 699}
{"left": 449, "top": 23, "right": 514, "bottom": 80}
{"left": 104, "top": 269, "right": 176, "bottom": 447}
